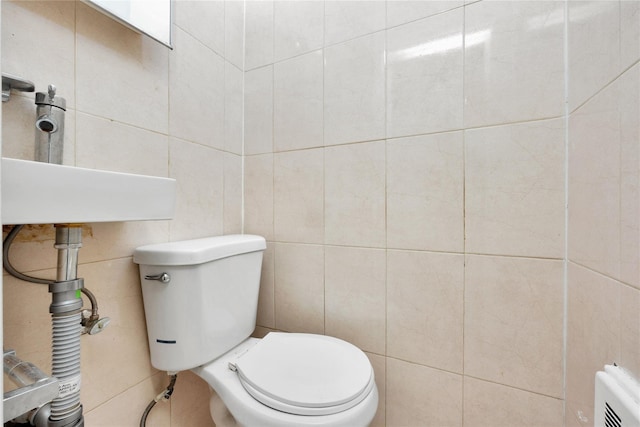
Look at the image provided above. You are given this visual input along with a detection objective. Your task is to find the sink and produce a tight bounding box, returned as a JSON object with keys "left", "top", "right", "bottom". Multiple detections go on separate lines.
{"left": 1, "top": 158, "right": 176, "bottom": 224}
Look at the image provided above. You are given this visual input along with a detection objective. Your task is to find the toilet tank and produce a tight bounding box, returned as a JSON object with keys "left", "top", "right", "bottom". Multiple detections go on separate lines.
{"left": 133, "top": 235, "right": 266, "bottom": 372}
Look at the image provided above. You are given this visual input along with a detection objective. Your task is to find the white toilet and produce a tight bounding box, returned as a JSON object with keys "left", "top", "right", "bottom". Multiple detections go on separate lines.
{"left": 133, "top": 235, "right": 378, "bottom": 427}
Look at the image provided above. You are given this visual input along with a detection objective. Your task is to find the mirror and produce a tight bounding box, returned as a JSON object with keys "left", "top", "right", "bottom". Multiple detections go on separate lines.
{"left": 84, "top": 0, "right": 172, "bottom": 48}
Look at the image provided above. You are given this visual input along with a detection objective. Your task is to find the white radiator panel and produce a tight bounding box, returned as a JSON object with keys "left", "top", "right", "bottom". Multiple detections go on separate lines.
{"left": 594, "top": 365, "right": 640, "bottom": 427}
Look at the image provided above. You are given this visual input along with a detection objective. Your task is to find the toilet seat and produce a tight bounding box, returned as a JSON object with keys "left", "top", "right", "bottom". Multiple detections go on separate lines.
{"left": 232, "top": 333, "right": 374, "bottom": 416}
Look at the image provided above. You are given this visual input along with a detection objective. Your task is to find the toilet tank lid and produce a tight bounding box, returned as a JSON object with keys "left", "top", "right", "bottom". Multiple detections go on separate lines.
{"left": 133, "top": 234, "right": 266, "bottom": 266}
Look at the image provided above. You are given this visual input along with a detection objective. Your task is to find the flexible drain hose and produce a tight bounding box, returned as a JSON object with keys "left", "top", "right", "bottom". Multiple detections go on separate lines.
{"left": 140, "top": 374, "right": 177, "bottom": 427}
{"left": 50, "top": 311, "right": 83, "bottom": 421}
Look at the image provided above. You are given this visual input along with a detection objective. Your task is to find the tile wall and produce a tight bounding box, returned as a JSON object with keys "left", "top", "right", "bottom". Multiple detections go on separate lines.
{"left": 1, "top": 1, "right": 242, "bottom": 425}
{"left": 244, "top": 1, "right": 639, "bottom": 426}
{"left": 0, "top": 1, "right": 638, "bottom": 426}
{"left": 565, "top": 1, "right": 640, "bottom": 426}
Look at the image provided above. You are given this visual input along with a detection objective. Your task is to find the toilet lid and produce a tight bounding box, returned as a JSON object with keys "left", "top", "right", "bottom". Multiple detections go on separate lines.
{"left": 233, "top": 332, "right": 374, "bottom": 416}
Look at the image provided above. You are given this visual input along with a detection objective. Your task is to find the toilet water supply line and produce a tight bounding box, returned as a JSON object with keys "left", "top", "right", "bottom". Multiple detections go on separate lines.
{"left": 3, "top": 224, "right": 109, "bottom": 426}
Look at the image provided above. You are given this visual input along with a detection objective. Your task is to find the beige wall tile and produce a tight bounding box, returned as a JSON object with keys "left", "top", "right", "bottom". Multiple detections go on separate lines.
{"left": 169, "top": 138, "right": 224, "bottom": 241}
{"left": 169, "top": 27, "right": 225, "bottom": 149}
{"left": 387, "top": 250, "right": 464, "bottom": 373}
{"left": 325, "top": 1, "right": 386, "bottom": 46}
{"left": 224, "top": 61, "right": 244, "bottom": 155}
{"left": 273, "top": 51, "right": 324, "bottom": 152}
{"left": 387, "top": 132, "right": 464, "bottom": 252}
{"left": 325, "top": 246, "right": 386, "bottom": 354}
{"left": 170, "top": 371, "right": 216, "bottom": 427}
{"left": 174, "top": 0, "right": 224, "bottom": 56}
{"left": 621, "top": 0, "right": 640, "bottom": 71}
{"left": 464, "top": 0, "right": 565, "bottom": 127}
{"left": 224, "top": 0, "right": 245, "bottom": 70}
{"left": 244, "top": 153, "right": 274, "bottom": 240}
{"left": 256, "top": 243, "right": 275, "bottom": 329}
{"left": 387, "top": 358, "right": 463, "bottom": 427}
{"left": 223, "top": 152, "right": 243, "bottom": 235}
{"left": 1, "top": 0, "right": 76, "bottom": 108}
{"left": 463, "top": 377, "right": 564, "bottom": 427}
{"left": 79, "top": 259, "right": 155, "bottom": 411}
{"left": 274, "top": 0, "right": 324, "bottom": 62}
{"left": 620, "top": 284, "right": 640, "bottom": 379}
{"left": 367, "top": 353, "right": 386, "bottom": 427}
{"left": 386, "top": 1, "right": 463, "bottom": 28}
{"left": 245, "top": 0, "right": 273, "bottom": 70}
{"left": 274, "top": 148, "right": 324, "bottom": 244}
{"left": 84, "top": 372, "right": 171, "bottom": 427}
{"left": 76, "top": 3, "right": 168, "bottom": 133}
{"left": 566, "top": 263, "right": 621, "bottom": 422}
{"left": 76, "top": 112, "right": 169, "bottom": 176}
{"left": 466, "top": 119, "right": 565, "bottom": 258}
{"left": 274, "top": 243, "right": 325, "bottom": 334}
{"left": 244, "top": 66, "right": 274, "bottom": 155}
{"left": 568, "top": 0, "right": 620, "bottom": 111}
{"left": 324, "top": 32, "right": 386, "bottom": 145}
{"left": 569, "top": 72, "right": 622, "bottom": 280}
{"left": 464, "top": 255, "right": 564, "bottom": 398}
{"left": 325, "top": 141, "right": 386, "bottom": 248}
{"left": 386, "top": 9, "right": 464, "bottom": 137}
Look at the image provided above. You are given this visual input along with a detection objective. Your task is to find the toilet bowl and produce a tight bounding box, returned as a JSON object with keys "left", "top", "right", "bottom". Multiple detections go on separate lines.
{"left": 194, "top": 335, "right": 379, "bottom": 427}
{"left": 133, "top": 235, "right": 378, "bottom": 427}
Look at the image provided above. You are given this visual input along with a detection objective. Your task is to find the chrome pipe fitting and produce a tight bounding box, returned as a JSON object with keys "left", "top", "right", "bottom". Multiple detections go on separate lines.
{"left": 35, "top": 85, "right": 66, "bottom": 164}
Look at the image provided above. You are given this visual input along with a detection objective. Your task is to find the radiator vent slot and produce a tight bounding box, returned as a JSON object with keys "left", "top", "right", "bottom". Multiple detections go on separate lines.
{"left": 594, "top": 365, "right": 639, "bottom": 427}
{"left": 604, "top": 402, "right": 622, "bottom": 427}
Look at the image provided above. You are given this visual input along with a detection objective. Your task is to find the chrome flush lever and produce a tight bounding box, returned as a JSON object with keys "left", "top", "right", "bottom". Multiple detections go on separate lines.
{"left": 144, "top": 273, "right": 171, "bottom": 283}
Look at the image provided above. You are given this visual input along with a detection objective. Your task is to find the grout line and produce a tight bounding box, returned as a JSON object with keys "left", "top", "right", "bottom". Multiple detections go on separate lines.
{"left": 562, "top": 1, "right": 570, "bottom": 422}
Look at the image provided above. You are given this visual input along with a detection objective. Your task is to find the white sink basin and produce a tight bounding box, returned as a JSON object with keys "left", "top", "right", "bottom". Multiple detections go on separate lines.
{"left": 1, "top": 158, "right": 176, "bottom": 225}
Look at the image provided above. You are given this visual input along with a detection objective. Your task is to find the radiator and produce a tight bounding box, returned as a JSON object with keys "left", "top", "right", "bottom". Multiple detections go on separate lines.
{"left": 594, "top": 365, "right": 640, "bottom": 427}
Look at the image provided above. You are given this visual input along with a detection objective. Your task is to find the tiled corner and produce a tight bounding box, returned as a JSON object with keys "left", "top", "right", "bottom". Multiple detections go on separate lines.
{"left": 274, "top": 243, "right": 325, "bottom": 334}
{"left": 464, "top": 255, "right": 564, "bottom": 398}
{"left": 325, "top": 246, "right": 386, "bottom": 355}
{"left": 463, "top": 377, "right": 564, "bottom": 427}
{"left": 169, "top": 27, "right": 225, "bottom": 149}
{"left": 386, "top": 358, "right": 463, "bottom": 427}
{"left": 387, "top": 132, "right": 464, "bottom": 253}
{"left": 273, "top": 50, "right": 324, "bottom": 152}
{"left": 324, "top": 32, "right": 386, "bottom": 146}
{"left": 464, "top": 0, "right": 564, "bottom": 127}
{"left": 274, "top": 148, "right": 324, "bottom": 244}
{"left": 387, "top": 250, "right": 464, "bottom": 373}
{"left": 224, "top": 0, "right": 245, "bottom": 70}
{"left": 465, "top": 119, "right": 565, "bottom": 259}
{"left": 386, "top": 9, "right": 464, "bottom": 138}
{"left": 325, "top": 140, "right": 386, "bottom": 248}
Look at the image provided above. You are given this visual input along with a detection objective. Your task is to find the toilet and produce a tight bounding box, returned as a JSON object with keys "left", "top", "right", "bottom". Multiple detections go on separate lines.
{"left": 133, "top": 235, "right": 378, "bottom": 427}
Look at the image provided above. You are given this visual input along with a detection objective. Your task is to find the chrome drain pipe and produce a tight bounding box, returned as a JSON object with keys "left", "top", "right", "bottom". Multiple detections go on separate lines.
{"left": 47, "top": 225, "right": 84, "bottom": 427}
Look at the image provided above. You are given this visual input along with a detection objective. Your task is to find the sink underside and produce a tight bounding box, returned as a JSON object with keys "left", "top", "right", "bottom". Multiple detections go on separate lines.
{"left": 1, "top": 158, "right": 176, "bottom": 225}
